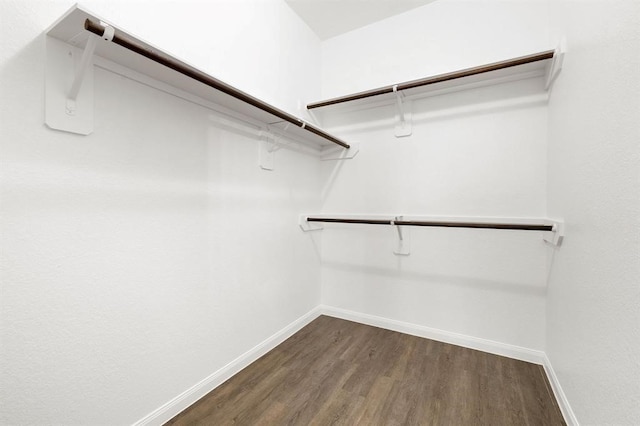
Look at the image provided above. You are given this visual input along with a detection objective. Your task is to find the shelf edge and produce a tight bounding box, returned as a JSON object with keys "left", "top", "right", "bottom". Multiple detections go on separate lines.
{"left": 308, "top": 50, "right": 555, "bottom": 110}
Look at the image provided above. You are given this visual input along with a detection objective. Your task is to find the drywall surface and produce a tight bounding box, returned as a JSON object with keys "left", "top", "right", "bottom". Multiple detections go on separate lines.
{"left": 320, "top": 0, "right": 551, "bottom": 100}
{"left": 0, "top": 0, "right": 322, "bottom": 424}
{"left": 317, "top": 0, "right": 553, "bottom": 351}
{"left": 546, "top": 1, "right": 640, "bottom": 424}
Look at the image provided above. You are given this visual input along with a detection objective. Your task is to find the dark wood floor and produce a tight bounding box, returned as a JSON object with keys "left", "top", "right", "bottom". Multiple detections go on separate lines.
{"left": 167, "top": 315, "right": 565, "bottom": 425}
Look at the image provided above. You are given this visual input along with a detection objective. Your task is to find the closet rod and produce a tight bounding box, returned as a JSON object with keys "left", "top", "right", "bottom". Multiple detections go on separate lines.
{"left": 83, "top": 19, "right": 350, "bottom": 149}
{"left": 306, "top": 217, "right": 553, "bottom": 232}
{"left": 307, "top": 50, "right": 555, "bottom": 109}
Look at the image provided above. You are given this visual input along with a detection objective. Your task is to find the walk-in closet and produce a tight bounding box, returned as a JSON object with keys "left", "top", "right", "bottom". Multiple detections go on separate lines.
{"left": 1, "top": 0, "right": 638, "bottom": 424}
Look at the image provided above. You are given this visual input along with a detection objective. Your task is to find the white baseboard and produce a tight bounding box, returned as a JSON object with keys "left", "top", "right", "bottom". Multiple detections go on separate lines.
{"left": 320, "top": 305, "right": 546, "bottom": 364}
{"left": 320, "top": 305, "right": 578, "bottom": 425}
{"left": 542, "top": 354, "right": 579, "bottom": 426}
{"left": 132, "top": 306, "right": 322, "bottom": 426}
{"left": 133, "top": 305, "right": 577, "bottom": 426}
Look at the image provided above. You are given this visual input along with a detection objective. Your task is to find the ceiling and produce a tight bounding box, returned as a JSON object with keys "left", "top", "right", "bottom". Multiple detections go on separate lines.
{"left": 285, "top": 0, "right": 437, "bottom": 40}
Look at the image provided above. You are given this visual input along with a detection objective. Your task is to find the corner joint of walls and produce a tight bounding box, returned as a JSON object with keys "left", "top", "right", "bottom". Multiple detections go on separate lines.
{"left": 542, "top": 354, "right": 580, "bottom": 426}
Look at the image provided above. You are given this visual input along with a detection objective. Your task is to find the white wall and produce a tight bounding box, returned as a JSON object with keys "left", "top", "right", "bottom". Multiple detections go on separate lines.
{"left": 317, "top": 0, "right": 553, "bottom": 351}
{"left": 546, "top": 1, "right": 640, "bottom": 424}
{"left": 4, "top": 0, "right": 639, "bottom": 424}
{"left": 320, "top": 0, "right": 551, "bottom": 99}
{"left": 0, "top": 0, "right": 322, "bottom": 424}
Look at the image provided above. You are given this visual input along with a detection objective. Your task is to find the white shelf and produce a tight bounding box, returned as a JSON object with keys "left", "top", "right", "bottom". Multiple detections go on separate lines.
{"left": 307, "top": 48, "right": 564, "bottom": 113}
{"left": 299, "top": 213, "right": 565, "bottom": 250}
{"left": 44, "top": 5, "right": 351, "bottom": 152}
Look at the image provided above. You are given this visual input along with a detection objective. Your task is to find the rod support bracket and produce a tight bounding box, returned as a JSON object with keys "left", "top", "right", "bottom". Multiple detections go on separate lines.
{"left": 393, "top": 85, "right": 412, "bottom": 137}
{"left": 259, "top": 127, "right": 280, "bottom": 171}
{"left": 100, "top": 24, "right": 115, "bottom": 42}
{"left": 392, "top": 215, "right": 410, "bottom": 256}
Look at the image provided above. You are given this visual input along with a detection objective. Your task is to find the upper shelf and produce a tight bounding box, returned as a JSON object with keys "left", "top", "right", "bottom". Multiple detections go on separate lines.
{"left": 307, "top": 49, "right": 563, "bottom": 111}
{"left": 45, "top": 5, "right": 350, "bottom": 150}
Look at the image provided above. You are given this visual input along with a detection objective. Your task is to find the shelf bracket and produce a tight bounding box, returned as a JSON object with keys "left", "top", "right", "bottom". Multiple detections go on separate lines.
{"left": 392, "top": 216, "right": 411, "bottom": 256}
{"left": 299, "top": 215, "right": 323, "bottom": 232}
{"left": 45, "top": 22, "right": 115, "bottom": 135}
{"left": 46, "top": 36, "right": 94, "bottom": 135}
{"left": 321, "top": 142, "right": 360, "bottom": 161}
{"left": 259, "top": 127, "right": 280, "bottom": 171}
{"left": 543, "top": 219, "right": 565, "bottom": 247}
{"left": 65, "top": 33, "right": 98, "bottom": 116}
{"left": 545, "top": 39, "right": 566, "bottom": 91}
{"left": 66, "top": 25, "right": 113, "bottom": 113}
{"left": 393, "top": 85, "right": 412, "bottom": 138}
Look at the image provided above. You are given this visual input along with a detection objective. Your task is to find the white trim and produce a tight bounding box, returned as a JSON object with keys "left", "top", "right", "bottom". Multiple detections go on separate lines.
{"left": 320, "top": 305, "right": 579, "bottom": 425}
{"left": 320, "top": 305, "right": 546, "bottom": 364}
{"left": 133, "top": 305, "right": 577, "bottom": 426}
{"left": 132, "top": 306, "right": 322, "bottom": 426}
{"left": 542, "top": 354, "right": 579, "bottom": 426}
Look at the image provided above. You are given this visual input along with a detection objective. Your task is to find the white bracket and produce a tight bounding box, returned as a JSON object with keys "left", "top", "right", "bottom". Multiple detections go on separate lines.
{"left": 545, "top": 38, "right": 566, "bottom": 91}
{"left": 46, "top": 35, "right": 95, "bottom": 135}
{"left": 299, "top": 215, "right": 323, "bottom": 232}
{"left": 259, "top": 129, "right": 277, "bottom": 171}
{"left": 393, "top": 85, "right": 412, "bottom": 138}
{"left": 45, "top": 23, "right": 115, "bottom": 135}
{"left": 392, "top": 216, "right": 411, "bottom": 256}
{"left": 259, "top": 123, "right": 296, "bottom": 171}
{"left": 543, "top": 219, "right": 565, "bottom": 246}
{"left": 65, "top": 34, "right": 98, "bottom": 116}
{"left": 321, "top": 142, "right": 360, "bottom": 161}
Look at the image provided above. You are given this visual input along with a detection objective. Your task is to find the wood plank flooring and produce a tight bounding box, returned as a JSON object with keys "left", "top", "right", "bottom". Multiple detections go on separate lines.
{"left": 166, "top": 316, "right": 565, "bottom": 425}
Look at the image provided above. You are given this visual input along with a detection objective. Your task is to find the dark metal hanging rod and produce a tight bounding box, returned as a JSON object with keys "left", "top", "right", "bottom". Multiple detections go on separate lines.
{"left": 83, "top": 19, "right": 350, "bottom": 149}
{"left": 306, "top": 217, "right": 553, "bottom": 232}
{"left": 307, "top": 50, "right": 555, "bottom": 109}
